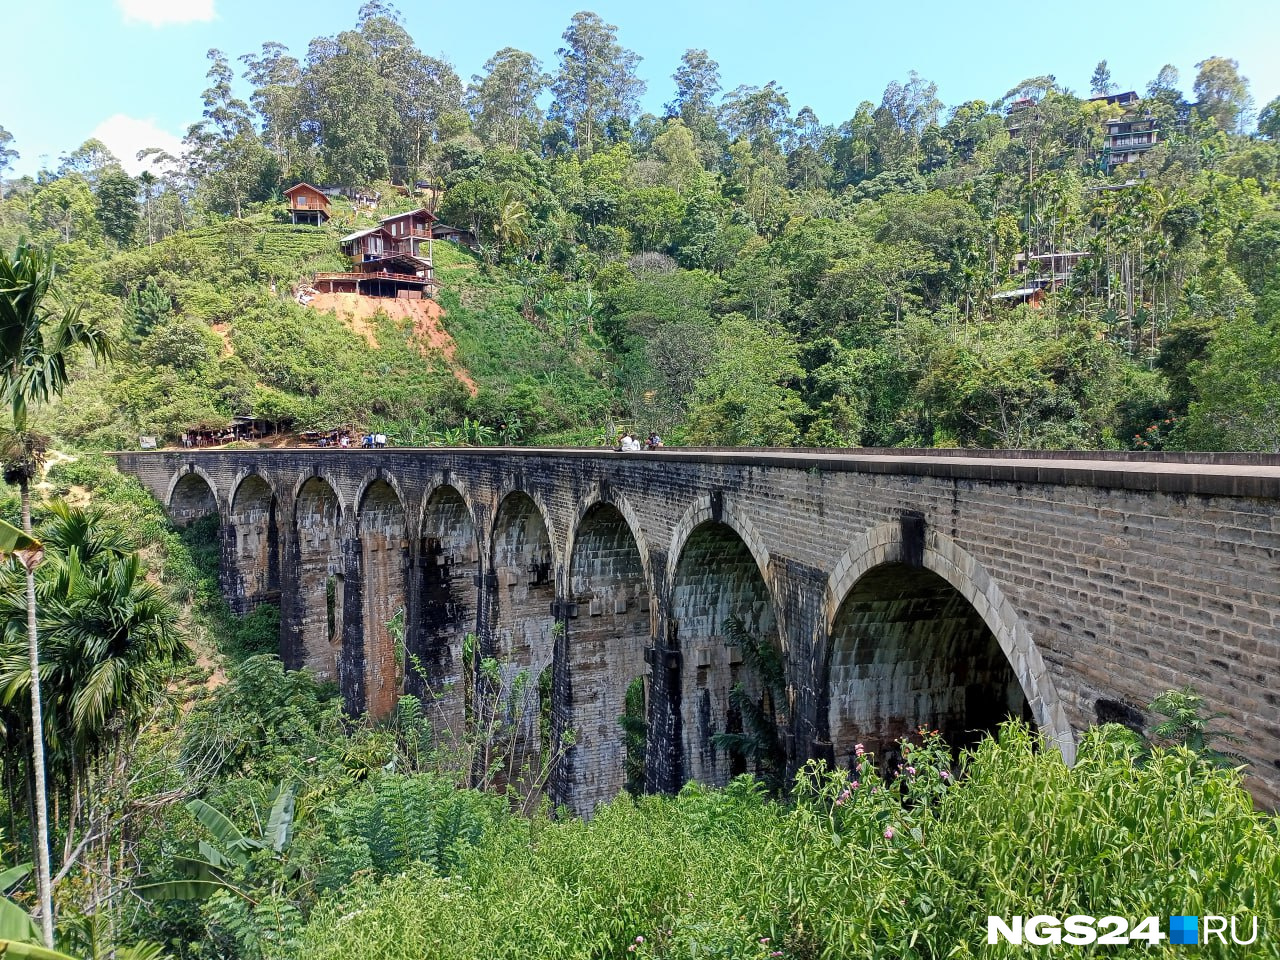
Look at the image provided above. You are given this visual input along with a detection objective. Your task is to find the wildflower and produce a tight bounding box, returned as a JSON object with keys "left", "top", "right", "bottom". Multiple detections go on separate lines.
{"left": 850, "top": 779, "right": 859, "bottom": 789}
{"left": 759, "top": 938, "right": 770, "bottom": 945}
{"left": 771, "top": 953, "right": 783, "bottom": 958}
{"left": 854, "top": 743, "right": 865, "bottom": 756}
{"left": 905, "top": 765, "right": 916, "bottom": 775}
{"left": 628, "top": 947, "right": 635, "bottom": 954}
{"left": 884, "top": 827, "right": 895, "bottom": 840}
{"left": 940, "top": 770, "right": 951, "bottom": 781}
{"left": 636, "top": 937, "right": 645, "bottom": 944}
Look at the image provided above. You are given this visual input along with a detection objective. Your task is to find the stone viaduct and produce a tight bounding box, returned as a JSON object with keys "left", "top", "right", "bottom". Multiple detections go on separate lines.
{"left": 110, "top": 448, "right": 1280, "bottom": 810}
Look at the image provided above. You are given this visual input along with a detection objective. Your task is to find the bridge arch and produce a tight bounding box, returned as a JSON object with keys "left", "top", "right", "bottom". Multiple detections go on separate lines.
{"left": 668, "top": 495, "right": 785, "bottom": 789}
{"left": 487, "top": 489, "right": 560, "bottom": 788}
{"left": 561, "top": 491, "right": 654, "bottom": 813}
{"left": 166, "top": 466, "right": 220, "bottom": 525}
{"left": 292, "top": 475, "right": 345, "bottom": 687}
{"left": 823, "top": 522, "right": 1076, "bottom": 768}
{"left": 357, "top": 477, "right": 409, "bottom": 719}
{"left": 227, "top": 472, "right": 281, "bottom": 612}
{"left": 415, "top": 480, "right": 482, "bottom": 740}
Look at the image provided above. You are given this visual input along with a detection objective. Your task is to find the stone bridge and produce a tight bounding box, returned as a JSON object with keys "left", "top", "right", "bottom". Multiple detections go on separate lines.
{"left": 110, "top": 448, "right": 1280, "bottom": 810}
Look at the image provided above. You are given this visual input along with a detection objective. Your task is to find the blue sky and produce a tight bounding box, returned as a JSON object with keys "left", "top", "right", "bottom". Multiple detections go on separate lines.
{"left": 3, "top": 0, "right": 1277, "bottom": 176}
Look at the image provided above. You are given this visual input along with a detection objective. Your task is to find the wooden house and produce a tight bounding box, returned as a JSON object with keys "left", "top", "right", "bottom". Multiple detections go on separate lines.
{"left": 285, "top": 183, "right": 331, "bottom": 226}
{"left": 317, "top": 219, "right": 437, "bottom": 299}
{"left": 379, "top": 208, "right": 437, "bottom": 257}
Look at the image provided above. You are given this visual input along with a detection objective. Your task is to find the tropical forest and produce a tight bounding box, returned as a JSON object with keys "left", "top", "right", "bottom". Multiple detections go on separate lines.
{"left": 0, "top": 3, "right": 1278, "bottom": 958}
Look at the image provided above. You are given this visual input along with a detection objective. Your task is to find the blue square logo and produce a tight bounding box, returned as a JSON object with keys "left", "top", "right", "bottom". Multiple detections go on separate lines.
{"left": 1170, "top": 916, "right": 1199, "bottom": 945}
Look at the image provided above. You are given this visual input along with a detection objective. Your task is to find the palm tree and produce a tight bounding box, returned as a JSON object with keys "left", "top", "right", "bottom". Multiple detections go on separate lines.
{"left": 0, "top": 241, "right": 111, "bottom": 946}
{"left": 0, "top": 504, "right": 180, "bottom": 939}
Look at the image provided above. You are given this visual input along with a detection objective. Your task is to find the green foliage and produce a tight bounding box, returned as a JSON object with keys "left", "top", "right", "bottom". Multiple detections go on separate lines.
{"left": 620, "top": 677, "right": 646, "bottom": 797}
{"left": 295, "top": 724, "right": 1280, "bottom": 960}
{"left": 1147, "top": 685, "right": 1247, "bottom": 768}
{"left": 712, "top": 617, "right": 787, "bottom": 795}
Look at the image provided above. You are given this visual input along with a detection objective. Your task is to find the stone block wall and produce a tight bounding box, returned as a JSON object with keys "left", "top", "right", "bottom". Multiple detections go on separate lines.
{"left": 112, "top": 448, "right": 1280, "bottom": 809}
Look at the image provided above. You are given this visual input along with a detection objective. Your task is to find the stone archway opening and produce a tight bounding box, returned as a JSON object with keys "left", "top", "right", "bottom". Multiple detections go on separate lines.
{"left": 295, "top": 477, "right": 343, "bottom": 687}
{"left": 671, "top": 521, "right": 784, "bottom": 789}
{"left": 415, "top": 485, "right": 479, "bottom": 742}
{"left": 228, "top": 475, "right": 280, "bottom": 613}
{"left": 488, "top": 492, "right": 556, "bottom": 790}
{"left": 358, "top": 480, "right": 408, "bottom": 720}
{"left": 827, "top": 563, "right": 1033, "bottom": 771}
{"left": 563, "top": 502, "right": 650, "bottom": 814}
{"left": 169, "top": 472, "right": 217, "bottom": 526}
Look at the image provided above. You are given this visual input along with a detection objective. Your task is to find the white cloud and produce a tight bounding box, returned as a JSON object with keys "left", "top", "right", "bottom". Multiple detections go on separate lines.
{"left": 117, "top": 0, "right": 215, "bottom": 27}
{"left": 90, "top": 115, "right": 186, "bottom": 175}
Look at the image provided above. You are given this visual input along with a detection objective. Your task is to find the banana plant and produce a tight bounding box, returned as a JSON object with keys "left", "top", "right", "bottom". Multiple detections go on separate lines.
{"left": 0, "top": 942, "right": 77, "bottom": 960}
{"left": 137, "top": 781, "right": 299, "bottom": 902}
{"left": 0, "top": 863, "right": 39, "bottom": 944}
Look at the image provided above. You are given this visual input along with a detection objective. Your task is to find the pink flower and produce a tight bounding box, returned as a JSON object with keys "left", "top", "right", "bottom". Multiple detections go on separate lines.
{"left": 627, "top": 947, "right": 635, "bottom": 953}
{"left": 884, "top": 827, "right": 895, "bottom": 840}
{"left": 940, "top": 770, "right": 951, "bottom": 780}
{"left": 854, "top": 743, "right": 865, "bottom": 756}
{"left": 759, "top": 938, "right": 770, "bottom": 945}
{"left": 635, "top": 937, "right": 645, "bottom": 944}
{"left": 905, "top": 766, "right": 916, "bottom": 776}
{"left": 850, "top": 780, "right": 859, "bottom": 789}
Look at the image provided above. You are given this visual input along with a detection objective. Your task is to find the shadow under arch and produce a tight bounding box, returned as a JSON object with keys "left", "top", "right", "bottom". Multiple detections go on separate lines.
{"left": 823, "top": 522, "right": 1076, "bottom": 767}
{"left": 667, "top": 494, "right": 786, "bottom": 790}
{"left": 356, "top": 477, "right": 409, "bottom": 719}
{"left": 560, "top": 494, "right": 655, "bottom": 815}
{"left": 414, "top": 481, "right": 482, "bottom": 744}
{"left": 485, "top": 489, "right": 560, "bottom": 792}
{"left": 167, "top": 467, "right": 220, "bottom": 525}
{"left": 226, "top": 472, "right": 281, "bottom": 613}
{"left": 290, "top": 475, "right": 344, "bottom": 687}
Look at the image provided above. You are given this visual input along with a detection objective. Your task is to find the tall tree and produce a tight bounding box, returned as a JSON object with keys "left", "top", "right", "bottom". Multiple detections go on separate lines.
{"left": 0, "top": 125, "right": 17, "bottom": 176}
{"left": 667, "top": 49, "right": 723, "bottom": 165}
{"left": 1193, "top": 56, "right": 1252, "bottom": 133}
{"left": 1090, "top": 59, "right": 1116, "bottom": 96}
{"left": 240, "top": 42, "right": 308, "bottom": 178}
{"left": 720, "top": 82, "right": 791, "bottom": 153}
{"left": 94, "top": 167, "right": 139, "bottom": 248}
{"left": 1258, "top": 96, "right": 1280, "bottom": 140}
{"left": 550, "top": 11, "right": 645, "bottom": 154}
{"left": 468, "top": 48, "right": 548, "bottom": 152}
{"left": 185, "top": 49, "right": 270, "bottom": 217}
{"left": 303, "top": 31, "right": 391, "bottom": 185}
{"left": 0, "top": 242, "right": 112, "bottom": 946}
{"left": 1146, "top": 64, "right": 1182, "bottom": 103}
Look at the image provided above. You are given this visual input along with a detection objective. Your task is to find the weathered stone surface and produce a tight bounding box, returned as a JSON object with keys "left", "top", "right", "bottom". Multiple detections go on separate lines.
{"left": 115, "top": 448, "right": 1280, "bottom": 809}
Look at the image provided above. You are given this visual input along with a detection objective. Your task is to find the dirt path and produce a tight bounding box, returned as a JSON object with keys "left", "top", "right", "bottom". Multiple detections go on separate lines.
{"left": 306, "top": 292, "right": 478, "bottom": 395}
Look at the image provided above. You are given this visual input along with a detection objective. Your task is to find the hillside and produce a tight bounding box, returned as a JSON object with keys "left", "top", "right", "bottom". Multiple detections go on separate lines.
{"left": 304, "top": 292, "right": 477, "bottom": 395}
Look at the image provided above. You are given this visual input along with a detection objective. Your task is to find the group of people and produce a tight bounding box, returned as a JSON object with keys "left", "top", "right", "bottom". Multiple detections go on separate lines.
{"left": 314, "top": 432, "right": 388, "bottom": 448}
{"left": 615, "top": 431, "right": 663, "bottom": 452}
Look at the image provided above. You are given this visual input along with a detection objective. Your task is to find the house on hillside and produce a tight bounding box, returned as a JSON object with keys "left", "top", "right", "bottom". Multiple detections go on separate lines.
{"left": 379, "top": 208, "right": 437, "bottom": 257}
{"left": 1088, "top": 90, "right": 1140, "bottom": 109}
{"left": 993, "top": 250, "right": 1089, "bottom": 308}
{"left": 285, "top": 183, "right": 331, "bottom": 226}
{"left": 1103, "top": 115, "right": 1159, "bottom": 171}
{"left": 315, "top": 208, "right": 440, "bottom": 299}
{"left": 431, "top": 222, "right": 479, "bottom": 251}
